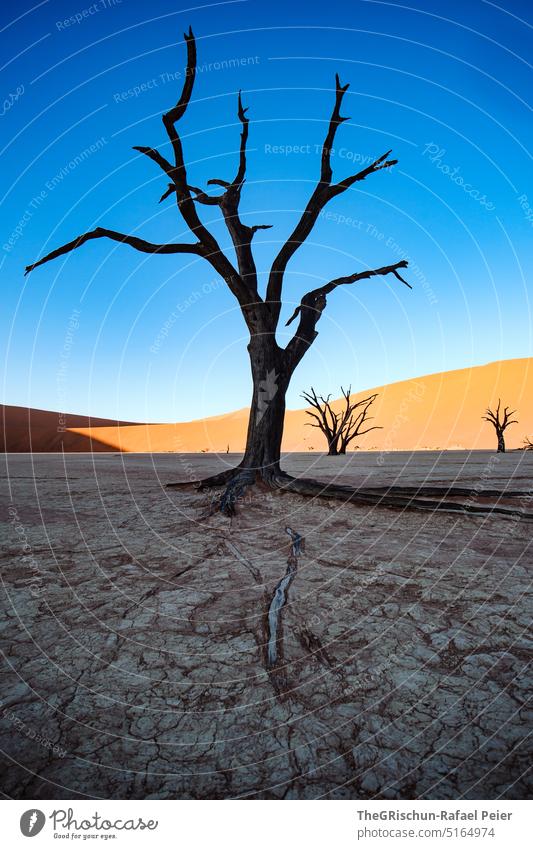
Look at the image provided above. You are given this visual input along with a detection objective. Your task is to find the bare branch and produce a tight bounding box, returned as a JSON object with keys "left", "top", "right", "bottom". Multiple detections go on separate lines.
{"left": 285, "top": 261, "right": 410, "bottom": 369}
{"left": 304, "top": 412, "right": 325, "bottom": 429}
{"left": 322, "top": 394, "right": 339, "bottom": 434}
{"left": 265, "top": 76, "right": 348, "bottom": 319}
{"left": 172, "top": 89, "right": 268, "bottom": 292}
{"left": 133, "top": 35, "right": 267, "bottom": 319}
{"left": 339, "top": 394, "right": 381, "bottom": 452}
{"left": 232, "top": 90, "right": 249, "bottom": 189}
{"left": 214, "top": 90, "right": 260, "bottom": 287}
{"left": 265, "top": 75, "right": 398, "bottom": 324}
{"left": 140, "top": 30, "right": 254, "bottom": 298}
{"left": 301, "top": 387, "right": 339, "bottom": 451}
{"left": 482, "top": 400, "right": 518, "bottom": 431}
{"left": 165, "top": 32, "right": 196, "bottom": 125}
{"left": 335, "top": 384, "right": 354, "bottom": 434}
{"left": 331, "top": 149, "right": 398, "bottom": 195}
{"left": 187, "top": 185, "right": 222, "bottom": 205}
{"left": 285, "top": 304, "right": 302, "bottom": 327}
{"left": 133, "top": 145, "right": 174, "bottom": 178}
{"left": 149, "top": 29, "right": 264, "bottom": 313}
{"left": 324, "top": 260, "right": 412, "bottom": 294}
{"left": 24, "top": 227, "right": 203, "bottom": 275}
{"left": 25, "top": 30, "right": 265, "bottom": 326}
{"left": 212, "top": 91, "right": 263, "bottom": 289}
{"left": 208, "top": 178, "right": 231, "bottom": 188}
{"left": 503, "top": 406, "right": 517, "bottom": 427}
{"left": 159, "top": 183, "right": 176, "bottom": 203}
{"left": 159, "top": 30, "right": 217, "bottom": 235}
{"left": 350, "top": 425, "right": 382, "bottom": 437}
{"left": 320, "top": 73, "right": 350, "bottom": 183}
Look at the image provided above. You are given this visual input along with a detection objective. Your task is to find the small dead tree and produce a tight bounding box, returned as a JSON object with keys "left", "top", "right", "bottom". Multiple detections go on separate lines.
{"left": 482, "top": 400, "right": 517, "bottom": 453}
{"left": 522, "top": 437, "right": 533, "bottom": 451}
{"left": 338, "top": 388, "right": 382, "bottom": 454}
{"left": 302, "top": 388, "right": 340, "bottom": 455}
{"left": 302, "top": 386, "right": 381, "bottom": 455}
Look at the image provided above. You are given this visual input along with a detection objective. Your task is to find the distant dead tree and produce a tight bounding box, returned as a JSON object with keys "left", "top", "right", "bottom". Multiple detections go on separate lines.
{"left": 25, "top": 27, "right": 416, "bottom": 515}
{"left": 482, "top": 400, "right": 517, "bottom": 453}
{"left": 522, "top": 437, "right": 533, "bottom": 451}
{"left": 302, "top": 386, "right": 381, "bottom": 455}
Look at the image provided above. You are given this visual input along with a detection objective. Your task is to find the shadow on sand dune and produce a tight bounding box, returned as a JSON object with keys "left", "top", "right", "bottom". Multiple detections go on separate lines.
{"left": 0, "top": 405, "right": 139, "bottom": 453}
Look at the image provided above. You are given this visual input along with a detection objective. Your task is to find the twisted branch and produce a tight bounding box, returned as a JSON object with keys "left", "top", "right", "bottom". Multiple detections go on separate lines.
{"left": 24, "top": 228, "right": 203, "bottom": 275}
{"left": 285, "top": 260, "right": 410, "bottom": 368}
{"left": 265, "top": 74, "right": 398, "bottom": 324}
{"left": 302, "top": 388, "right": 339, "bottom": 451}
{"left": 482, "top": 399, "right": 518, "bottom": 431}
{"left": 184, "top": 91, "right": 272, "bottom": 290}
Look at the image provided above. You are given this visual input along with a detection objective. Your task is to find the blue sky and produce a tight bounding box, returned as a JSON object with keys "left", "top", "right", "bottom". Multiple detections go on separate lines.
{"left": 1, "top": 0, "right": 532, "bottom": 421}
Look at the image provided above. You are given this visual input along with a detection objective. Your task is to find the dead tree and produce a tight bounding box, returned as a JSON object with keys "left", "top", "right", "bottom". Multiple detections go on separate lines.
{"left": 523, "top": 437, "right": 533, "bottom": 451}
{"left": 26, "top": 27, "right": 417, "bottom": 515}
{"left": 302, "top": 388, "right": 341, "bottom": 455}
{"left": 302, "top": 386, "right": 381, "bottom": 455}
{"left": 482, "top": 400, "right": 517, "bottom": 453}
{"left": 338, "top": 388, "right": 381, "bottom": 454}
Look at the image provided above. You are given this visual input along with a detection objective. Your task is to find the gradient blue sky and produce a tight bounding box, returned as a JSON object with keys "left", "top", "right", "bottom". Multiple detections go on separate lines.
{"left": 1, "top": 0, "right": 532, "bottom": 422}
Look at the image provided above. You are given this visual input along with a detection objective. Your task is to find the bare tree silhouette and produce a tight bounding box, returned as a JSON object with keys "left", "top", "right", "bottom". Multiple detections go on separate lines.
{"left": 302, "top": 388, "right": 341, "bottom": 456}
{"left": 302, "top": 387, "right": 381, "bottom": 455}
{"left": 482, "top": 400, "right": 517, "bottom": 453}
{"left": 521, "top": 437, "right": 533, "bottom": 451}
{"left": 25, "top": 28, "right": 415, "bottom": 514}
{"left": 26, "top": 29, "right": 531, "bottom": 519}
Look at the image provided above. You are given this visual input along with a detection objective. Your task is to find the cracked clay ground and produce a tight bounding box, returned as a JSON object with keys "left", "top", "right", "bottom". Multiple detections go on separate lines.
{"left": 1, "top": 451, "right": 532, "bottom": 799}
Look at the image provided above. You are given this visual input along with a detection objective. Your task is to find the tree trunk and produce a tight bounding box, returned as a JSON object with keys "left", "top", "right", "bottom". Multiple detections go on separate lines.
{"left": 177, "top": 332, "right": 299, "bottom": 515}
{"left": 327, "top": 439, "right": 339, "bottom": 456}
{"left": 237, "top": 336, "right": 291, "bottom": 480}
{"left": 497, "top": 431, "right": 505, "bottom": 453}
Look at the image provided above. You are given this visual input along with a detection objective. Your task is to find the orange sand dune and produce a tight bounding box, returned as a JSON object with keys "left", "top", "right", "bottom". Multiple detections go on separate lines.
{"left": 0, "top": 407, "right": 137, "bottom": 452}
{"left": 2, "top": 358, "right": 532, "bottom": 453}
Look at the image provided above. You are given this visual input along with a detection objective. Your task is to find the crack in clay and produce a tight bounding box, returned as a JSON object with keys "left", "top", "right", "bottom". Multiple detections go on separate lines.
{"left": 266, "top": 527, "right": 304, "bottom": 669}
{"left": 223, "top": 539, "right": 262, "bottom": 584}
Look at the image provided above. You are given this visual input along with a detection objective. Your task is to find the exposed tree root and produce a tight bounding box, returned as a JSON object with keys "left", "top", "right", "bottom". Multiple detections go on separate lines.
{"left": 266, "top": 526, "right": 303, "bottom": 669}
{"left": 275, "top": 475, "right": 533, "bottom": 520}
{"left": 167, "top": 467, "right": 533, "bottom": 520}
{"left": 318, "top": 484, "right": 533, "bottom": 504}
{"left": 166, "top": 467, "right": 237, "bottom": 491}
{"left": 350, "top": 485, "right": 530, "bottom": 498}
{"left": 218, "top": 469, "right": 257, "bottom": 516}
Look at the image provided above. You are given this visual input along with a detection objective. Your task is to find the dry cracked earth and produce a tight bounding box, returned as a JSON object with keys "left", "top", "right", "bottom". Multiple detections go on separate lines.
{"left": 1, "top": 451, "right": 532, "bottom": 799}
